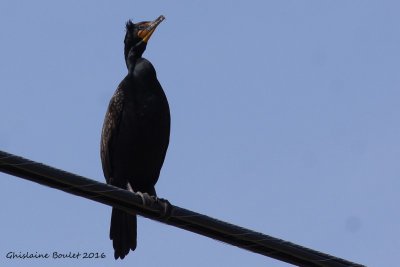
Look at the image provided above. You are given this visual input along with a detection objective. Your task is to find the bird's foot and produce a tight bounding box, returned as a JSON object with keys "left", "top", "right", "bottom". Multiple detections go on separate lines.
{"left": 154, "top": 197, "right": 172, "bottom": 219}
{"left": 136, "top": 191, "right": 152, "bottom": 205}
{"left": 135, "top": 192, "right": 172, "bottom": 221}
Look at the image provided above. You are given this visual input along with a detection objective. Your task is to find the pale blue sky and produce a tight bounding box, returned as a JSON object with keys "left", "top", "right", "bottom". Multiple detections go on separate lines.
{"left": 1, "top": 1, "right": 399, "bottom": 266}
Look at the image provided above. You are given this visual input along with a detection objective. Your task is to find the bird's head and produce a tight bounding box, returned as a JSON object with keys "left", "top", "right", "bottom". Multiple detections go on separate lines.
{"left": 124, "top": 15, "right": 165, "bottom": 64}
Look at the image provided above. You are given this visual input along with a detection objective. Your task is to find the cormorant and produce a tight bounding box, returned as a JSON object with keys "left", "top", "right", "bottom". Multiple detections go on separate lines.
{"left": 100, "top": 15, "right": 170, "bottom": 259}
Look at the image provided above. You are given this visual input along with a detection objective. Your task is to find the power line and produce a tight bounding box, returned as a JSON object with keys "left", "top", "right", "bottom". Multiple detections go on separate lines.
{"left": 0, "top": 150, "right": 365, "bottom": 267}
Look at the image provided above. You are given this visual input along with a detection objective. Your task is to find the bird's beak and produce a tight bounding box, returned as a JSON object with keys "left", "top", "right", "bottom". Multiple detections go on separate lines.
{"left": 138, "top": 15, "right": 165, "bottom": 43}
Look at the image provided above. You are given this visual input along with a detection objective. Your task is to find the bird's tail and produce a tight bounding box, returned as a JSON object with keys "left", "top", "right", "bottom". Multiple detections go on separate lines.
{"left": 110, "top": 208, "right": 137, "bottom": 259}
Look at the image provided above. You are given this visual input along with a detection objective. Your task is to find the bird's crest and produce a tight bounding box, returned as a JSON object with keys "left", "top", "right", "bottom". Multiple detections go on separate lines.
{"left": 126, "top": 20, "right": 135, "bottom": 32}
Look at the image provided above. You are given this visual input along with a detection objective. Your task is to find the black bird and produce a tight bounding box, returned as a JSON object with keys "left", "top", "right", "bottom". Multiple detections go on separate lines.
{"left": 100, "top": 15, "right": 170, "bottom": 259}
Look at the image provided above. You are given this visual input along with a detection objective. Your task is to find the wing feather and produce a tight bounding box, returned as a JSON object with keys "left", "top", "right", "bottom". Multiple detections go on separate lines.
{"left": 100, "top": 85, "right": 125, "bottom": 183}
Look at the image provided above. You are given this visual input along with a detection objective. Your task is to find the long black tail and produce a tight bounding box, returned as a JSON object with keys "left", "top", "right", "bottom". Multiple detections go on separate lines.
{"left": 110, "top": 208, "right": 137, "bottom": 259}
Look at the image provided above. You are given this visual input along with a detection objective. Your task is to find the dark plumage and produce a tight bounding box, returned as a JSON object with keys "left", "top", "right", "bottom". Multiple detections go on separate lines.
{"left": 100, "top": 15, "right": 169, "bottom": 259}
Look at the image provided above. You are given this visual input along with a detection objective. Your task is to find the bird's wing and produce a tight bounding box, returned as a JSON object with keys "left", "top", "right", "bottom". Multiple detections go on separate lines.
{"left": 100, "top": 86, "right": 125, "bottom": 184}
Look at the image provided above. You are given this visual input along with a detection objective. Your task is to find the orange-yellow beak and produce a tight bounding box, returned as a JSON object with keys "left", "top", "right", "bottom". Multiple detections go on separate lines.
{"left": 137, "top": 15, "right": 165, "bottom": 43}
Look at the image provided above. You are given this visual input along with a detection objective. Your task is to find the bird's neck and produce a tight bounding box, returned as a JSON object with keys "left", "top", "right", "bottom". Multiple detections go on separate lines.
{"left": 126, "top": 54, "right": 141, "bottom": 75}
{"left": 126, "top": 42, "right": 146, "bottom": 74}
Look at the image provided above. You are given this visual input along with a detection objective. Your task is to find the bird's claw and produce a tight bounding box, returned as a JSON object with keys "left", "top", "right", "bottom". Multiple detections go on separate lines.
{"left": 135, "top": 191, "right": 172, "bottom": 220}
{"left": 136, "top": 191, "right": 152, "bottom": 205}
{"left": 155, "top": 197, "right": 172, "bottom": 219}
